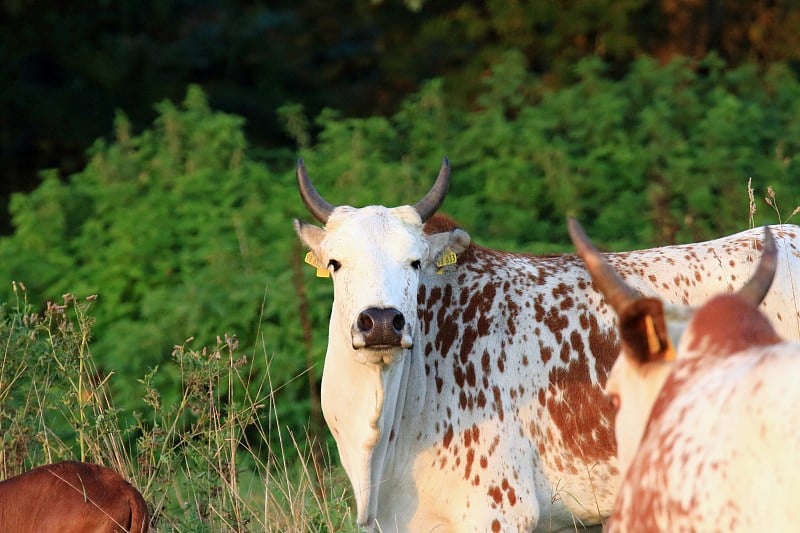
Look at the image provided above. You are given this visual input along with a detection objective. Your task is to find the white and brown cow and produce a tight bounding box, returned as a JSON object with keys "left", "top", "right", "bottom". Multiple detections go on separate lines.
{"left": 294, "top": 157, "right": 800, "bottom": 532}
{"left": 570, "top": 219, "right": 800, "bottom": 532}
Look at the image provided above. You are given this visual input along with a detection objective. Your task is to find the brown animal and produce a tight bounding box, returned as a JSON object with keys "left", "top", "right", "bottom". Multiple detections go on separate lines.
{"left": 0, "top": 461, "right": 148, "bottom": 533}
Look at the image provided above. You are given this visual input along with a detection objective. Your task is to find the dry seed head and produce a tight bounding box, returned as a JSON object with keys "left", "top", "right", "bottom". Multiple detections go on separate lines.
{"left": 48, "top": 301, "right": 66, "bottom": 313}
{"left": 225, "top": 334, "right": 239, "bottom": 351}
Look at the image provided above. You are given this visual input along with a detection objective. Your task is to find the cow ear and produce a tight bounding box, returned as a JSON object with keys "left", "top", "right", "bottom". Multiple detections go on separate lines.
{"left": 618, "top": 298, "right": 676, "bottom": 365}
{"left": 294, "top": 219, "right": 326, "bottom": 251}
{"left": 426, "top": 228, "right": 470, "bottom": 270}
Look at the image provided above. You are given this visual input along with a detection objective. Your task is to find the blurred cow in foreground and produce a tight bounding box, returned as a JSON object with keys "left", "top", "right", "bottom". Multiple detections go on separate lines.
{"left": 570, "top": 218, "right": 800, "bottom": 532}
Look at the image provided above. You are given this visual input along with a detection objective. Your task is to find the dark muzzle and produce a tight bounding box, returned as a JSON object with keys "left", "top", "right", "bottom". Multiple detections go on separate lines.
{"left": 354, "top": 307, "right": 406, "bottom": 349}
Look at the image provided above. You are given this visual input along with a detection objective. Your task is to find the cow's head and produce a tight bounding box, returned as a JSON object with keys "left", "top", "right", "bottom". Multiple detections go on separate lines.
{"left": 568, "top": 218, "right": 777, "bottom": 477}
{"left": 294, "top": 158, "right": 471, "bottom": 365}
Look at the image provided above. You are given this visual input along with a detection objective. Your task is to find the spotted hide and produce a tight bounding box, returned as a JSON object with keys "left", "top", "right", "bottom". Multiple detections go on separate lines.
{"left": 571, "top": 221, "right": 800, "bottom": 532}
{"left": 293, "top": 159, "right": 800, "bottom": 532}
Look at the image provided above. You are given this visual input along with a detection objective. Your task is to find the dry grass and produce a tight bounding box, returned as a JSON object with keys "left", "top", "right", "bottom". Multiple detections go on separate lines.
{"left": 0, "top": 287, "right": 356, "bottom": 532}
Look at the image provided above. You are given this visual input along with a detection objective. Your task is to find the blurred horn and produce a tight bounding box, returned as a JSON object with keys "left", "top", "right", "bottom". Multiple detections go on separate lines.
{"left": 568, "top": 217, "right": 639, "bottom": 314}
{"left": 737, "top": 226, "right": 777, "bottom": 306}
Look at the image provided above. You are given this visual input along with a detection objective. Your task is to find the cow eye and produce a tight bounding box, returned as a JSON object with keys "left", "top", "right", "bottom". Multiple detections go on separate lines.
{"left": 411, "top": 260, "right": 421, "bottom": 270}
{"left": 328, "top": 259, "right": 341, "bottom": 272}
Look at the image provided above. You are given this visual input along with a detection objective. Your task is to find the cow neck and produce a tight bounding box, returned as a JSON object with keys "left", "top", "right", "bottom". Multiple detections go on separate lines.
{"left": 321, "top": 310, "right": 425, "bottom": 529}
{"left": 366, "top": 346, "right": 419, "bottom": 526}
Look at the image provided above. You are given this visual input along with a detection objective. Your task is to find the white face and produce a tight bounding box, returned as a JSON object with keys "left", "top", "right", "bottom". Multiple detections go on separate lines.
{"left": 604, "top": 355, "right": 672, "bottom": 478}
{"left": 296, "top": 205, "right": 467, "bottom": 365}
{"left": 605, "top": 303, "right": 694, "bottom": 478}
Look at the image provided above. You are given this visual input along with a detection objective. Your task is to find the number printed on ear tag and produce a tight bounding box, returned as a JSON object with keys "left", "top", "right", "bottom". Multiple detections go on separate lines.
{"left": 435, "top": 248, "right": 458, "bottom": 274}
{"left": 304, "top": 251, "right": 330, "bottom": 278}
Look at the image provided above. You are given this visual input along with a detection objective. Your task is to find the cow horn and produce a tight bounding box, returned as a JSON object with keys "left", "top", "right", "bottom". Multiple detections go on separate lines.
{"left": 568, "top": 217, "right": 639, "bottom": 314}
{"left": 297, "top": 158, "right": 335, "bottom": 224}
{"left": 736, "top": 226, "right": 777, "bottom": 307}
{"left": 413, "top": 157, "right": 451, "bottom": 223}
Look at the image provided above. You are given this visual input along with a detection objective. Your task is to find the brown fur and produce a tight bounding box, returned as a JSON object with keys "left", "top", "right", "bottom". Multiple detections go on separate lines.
{"left": 422, "top": 213, "right": 461, "bottom": 235}
{"left": 0, "top": 461, "right": 148, "bottom": 533}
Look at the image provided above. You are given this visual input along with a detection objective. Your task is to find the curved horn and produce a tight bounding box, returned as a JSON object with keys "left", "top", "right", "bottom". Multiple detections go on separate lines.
{"left": 736, "top": 226, "right": 777, "bottom": 306}
{"left": 413, "top": 157, "right": 451, "bottom": 222}
{"left": 568, "top": 217, "right": 639, "bottom": 314}
{"left": 297, "top": 158, "right": 335, "bottom": 224}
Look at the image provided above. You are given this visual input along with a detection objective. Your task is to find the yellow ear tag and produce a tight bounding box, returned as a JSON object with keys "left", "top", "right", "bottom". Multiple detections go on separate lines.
{"left": 435, "top": 248, "right": 458, "bottom": 274}
{"left": 663, "top": 340, "right": 677, "bottom": 362}
{"left": 304, "top": 251, "right": 330, "bottom": 278}
{"left": 645, "top": 314, "right": 676, "bottom": 361}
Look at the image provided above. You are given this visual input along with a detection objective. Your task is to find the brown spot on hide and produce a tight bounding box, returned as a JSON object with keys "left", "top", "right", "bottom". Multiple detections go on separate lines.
{"left": 481, "top": 350, "right": 491, "bottom": 375}
{"left": 460, "top": 327, "right": 477, "bottom": 365}
{"left": 466, "top": 362, "right": 477, "bottom": 387}
{"left": 492, "top": 385, "right": 505, "bottom": 421}
{"left": 488, "top": 486, "right": 503, "bottom": 505}
{"left": 588, "top": 313, "right": 621, "bottom": 385}
{"left": 546, "top": 349, "right": 615, "bottom": 466}
{"left": 443, "top": 425, "right": 454, "bottom": 448}
{"left": 559, "top": 342, "right": 571, "bottom": 363}
{"left": 464, "top": 448, "right": 475, "bottom": 480}
{"left": 540, "top": 342, "right": 553, "bottom": 363}
{"left": 478, "top": 315, "right": 492, "bottom": 336}
{"left": 544, "top": 307, "right": 569, "bottom": 343}
{"left": 477, "top": 389, "right": 487, "bottom": 408}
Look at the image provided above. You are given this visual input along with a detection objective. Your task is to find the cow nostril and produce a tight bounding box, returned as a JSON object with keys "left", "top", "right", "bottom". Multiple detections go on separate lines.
{"left": 392, "top": 313, "right": 405, "bottom": 332}
{"left": 357, "top": 313, "right": 374, "bottom": 333}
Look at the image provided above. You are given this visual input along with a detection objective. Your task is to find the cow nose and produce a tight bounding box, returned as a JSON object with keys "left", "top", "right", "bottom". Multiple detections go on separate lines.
{"left": 354, "top": 307, "right": 407, "bottom": 348}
